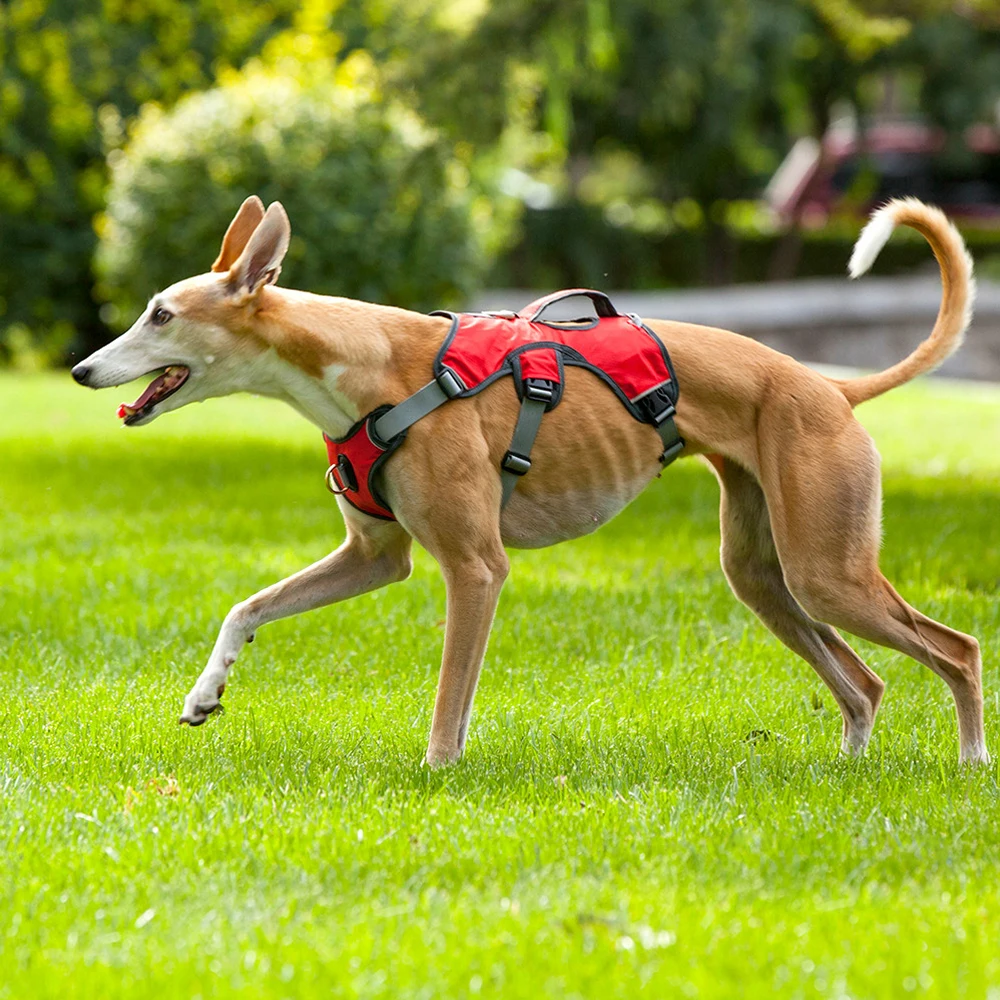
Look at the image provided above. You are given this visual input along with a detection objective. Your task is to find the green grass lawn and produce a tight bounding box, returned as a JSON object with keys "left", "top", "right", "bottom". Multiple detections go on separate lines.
{"left": 2, "top": 371, "right": 1000, "bottom": 999}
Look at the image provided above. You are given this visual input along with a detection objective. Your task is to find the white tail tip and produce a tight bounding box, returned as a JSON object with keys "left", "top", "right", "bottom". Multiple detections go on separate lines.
{"left": 848, "top": 205, "right": 897, "bottom": 279}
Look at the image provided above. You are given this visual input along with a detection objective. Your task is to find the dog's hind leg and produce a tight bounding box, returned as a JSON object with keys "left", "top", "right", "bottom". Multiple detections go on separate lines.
{"left": 756, "top": 413, "right": 988, "bottom": 764}
{"left": 179, "top": 518, "right": 412, "bottom": 726}
{"left": 712, "top": 456, "right": 885, "bottom": 754}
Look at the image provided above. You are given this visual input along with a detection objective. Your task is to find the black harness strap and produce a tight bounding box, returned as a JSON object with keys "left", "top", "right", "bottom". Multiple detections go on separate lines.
{"left": 372, "top": 375, "right": 454, "bottom": 442}
{"left": 656, "top": 408, "right": 684, "bottom": 466}
{"left": 373, "top": 370, "right": 555, "bottom": 511}
{"left": 499, "top": 380, "right": 553, "bottom": 505}
{"left": 351, "top": 293, "right": 683, "bottom": 516}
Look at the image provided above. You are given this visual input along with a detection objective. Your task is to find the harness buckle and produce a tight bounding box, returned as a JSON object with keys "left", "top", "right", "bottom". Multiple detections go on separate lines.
{"left": 523, "top": 378, "right": 554, "bottom": 403}
{"left": 635, "top": 382, "right": 676, "bottom": 426}
{"left": 501, "top": 451, "right": 532, "bottom": 476}
{"left": 436, "top": 368, "right": 465, "bottom": 399}
{"left": 652, "top": 402, "right": 676, "bottom": 426}
{"left": 660, "top": 439, "right": 684, "bottom": 465}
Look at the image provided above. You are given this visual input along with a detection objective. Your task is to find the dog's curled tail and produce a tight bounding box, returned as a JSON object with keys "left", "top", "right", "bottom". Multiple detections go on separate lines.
{"left": 834, "top": 197, "right": 975, "bottom": 407}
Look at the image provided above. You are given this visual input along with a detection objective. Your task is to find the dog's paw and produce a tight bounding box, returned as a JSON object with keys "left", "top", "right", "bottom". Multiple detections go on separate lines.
{"left": 178, "top": 702, "right": 223, "bottom": 726}
{"left": 960, "top": 743, "right": 991, "bottom": 766}
{"left": 423, "top": 745, "right": 462, "bottom": 769}
{"left": 179, "top": 683, "right": 226, "bottom": 727}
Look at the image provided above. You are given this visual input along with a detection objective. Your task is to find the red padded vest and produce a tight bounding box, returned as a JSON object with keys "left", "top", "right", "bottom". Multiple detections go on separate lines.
{"left": 324, "top": 289, "right": 682, "bottom": 521}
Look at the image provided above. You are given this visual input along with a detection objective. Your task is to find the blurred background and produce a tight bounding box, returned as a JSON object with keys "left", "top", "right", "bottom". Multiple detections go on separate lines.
{"left": 1, "top": 0, "right": 999, "bottom": 373}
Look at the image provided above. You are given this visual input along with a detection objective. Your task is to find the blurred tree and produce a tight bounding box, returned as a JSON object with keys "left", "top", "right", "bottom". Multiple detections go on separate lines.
{"left": 852, "top": 0, "right": 1000, "bottom": 27}
{"left": 894, "top": 12, "right": 1000, "bottom": 136}
{"left": 372, "top": 1, "right": 851, "bottom": 282}
{"left": 96, "top": 51, "right": 513, "bottom": 323}
{"left": 2, "top": 0, "right": 998, "bottom": 363}
{"left": 0, "top": 0, "right": 300, "bottom": 362}
{"left": 380, "top": 0, "right": 1000, "bottom": 284}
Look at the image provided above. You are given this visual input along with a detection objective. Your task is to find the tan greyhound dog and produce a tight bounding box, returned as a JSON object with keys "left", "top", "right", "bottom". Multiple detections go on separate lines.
{"left": 72, "top": 195, "right": 986, "bottom": 767}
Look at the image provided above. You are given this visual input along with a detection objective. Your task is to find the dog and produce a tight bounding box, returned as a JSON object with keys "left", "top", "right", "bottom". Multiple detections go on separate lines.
{"left": 72, "top": 195, "right": 987, "bottom": 767}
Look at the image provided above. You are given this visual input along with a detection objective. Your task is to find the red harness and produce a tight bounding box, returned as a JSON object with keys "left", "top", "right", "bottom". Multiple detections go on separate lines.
{"left": 324, "top": 289, "right": 682, "bottom": 521}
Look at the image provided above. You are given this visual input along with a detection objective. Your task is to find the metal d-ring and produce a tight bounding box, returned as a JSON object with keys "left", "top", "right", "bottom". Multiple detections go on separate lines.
{"left": 325, "top": 463, "right": 349, "bottom": 495}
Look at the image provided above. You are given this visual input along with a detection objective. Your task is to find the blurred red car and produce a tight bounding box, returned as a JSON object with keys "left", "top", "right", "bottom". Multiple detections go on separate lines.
{"left": 766, "top": 119, "right": 1000, "bottom": 227}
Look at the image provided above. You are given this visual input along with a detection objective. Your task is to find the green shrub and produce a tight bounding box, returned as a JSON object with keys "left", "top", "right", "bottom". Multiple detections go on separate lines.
{"left": 96, "top": 56, "right": 512, "bottom": 330}
{"left": 0, "top": 0, "right": 302, "bottom": 363}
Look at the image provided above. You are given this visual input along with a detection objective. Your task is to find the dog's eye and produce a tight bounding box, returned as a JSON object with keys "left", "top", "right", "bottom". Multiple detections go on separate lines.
{"left": 151, "top": 307, "right": 173, "bottom": 327}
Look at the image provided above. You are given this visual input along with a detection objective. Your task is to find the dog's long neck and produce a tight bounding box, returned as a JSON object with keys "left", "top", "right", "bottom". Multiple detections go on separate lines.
{"left": 244, "top": 288, "right": 448, "bottom": 438}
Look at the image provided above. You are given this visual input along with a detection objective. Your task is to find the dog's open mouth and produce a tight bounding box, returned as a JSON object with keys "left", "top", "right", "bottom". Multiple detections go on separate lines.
{"left": 118, "top": 366, "right": 190, "bottom": 425}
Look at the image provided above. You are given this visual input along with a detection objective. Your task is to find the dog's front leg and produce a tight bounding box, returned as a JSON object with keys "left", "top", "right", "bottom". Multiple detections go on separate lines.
{"left": 422, "top": 550, "right": 509, "bottom": 766}
{"left": 179, "top": 521, "right": 411, "bottom": 725}
{"left": 394, "top": 418, "right": 512, "bottom": 766}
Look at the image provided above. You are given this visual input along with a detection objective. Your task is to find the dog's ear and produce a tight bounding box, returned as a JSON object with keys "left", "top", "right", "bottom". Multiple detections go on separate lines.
{"left": 212, "top": 196, "right": 266, "bottom": 273}
{"left": 228, "top": 202, "right": 291, "bottom": 296}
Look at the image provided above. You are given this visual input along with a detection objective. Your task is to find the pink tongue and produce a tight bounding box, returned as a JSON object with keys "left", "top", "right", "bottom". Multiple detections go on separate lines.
{"left": 129, "top": 372, "right": 171, "bottom": 410}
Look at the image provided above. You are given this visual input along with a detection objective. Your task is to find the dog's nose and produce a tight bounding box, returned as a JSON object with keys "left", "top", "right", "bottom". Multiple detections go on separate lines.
{"left": 71, "top": 363, "right": 91, "bottom": 386}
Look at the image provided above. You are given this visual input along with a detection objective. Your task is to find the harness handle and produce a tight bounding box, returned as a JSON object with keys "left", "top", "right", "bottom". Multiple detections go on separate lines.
{"left": 520, "top": 288, "right": 619, "bottom": 322}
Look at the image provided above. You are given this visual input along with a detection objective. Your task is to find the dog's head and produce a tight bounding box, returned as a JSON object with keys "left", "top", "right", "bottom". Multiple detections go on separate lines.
{"left": 73, "top": 197, "right": 291, "bottom": 426}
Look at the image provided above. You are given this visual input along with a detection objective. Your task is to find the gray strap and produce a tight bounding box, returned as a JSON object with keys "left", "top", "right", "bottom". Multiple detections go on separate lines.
{"left": 373, "top": 379, "right": 450, "bottom": 441}
{"left": 500, "top": 396, "right": 548, "bottom": 506}
{"left": 656, "top": 410, "right": 684, "bottom": 466}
